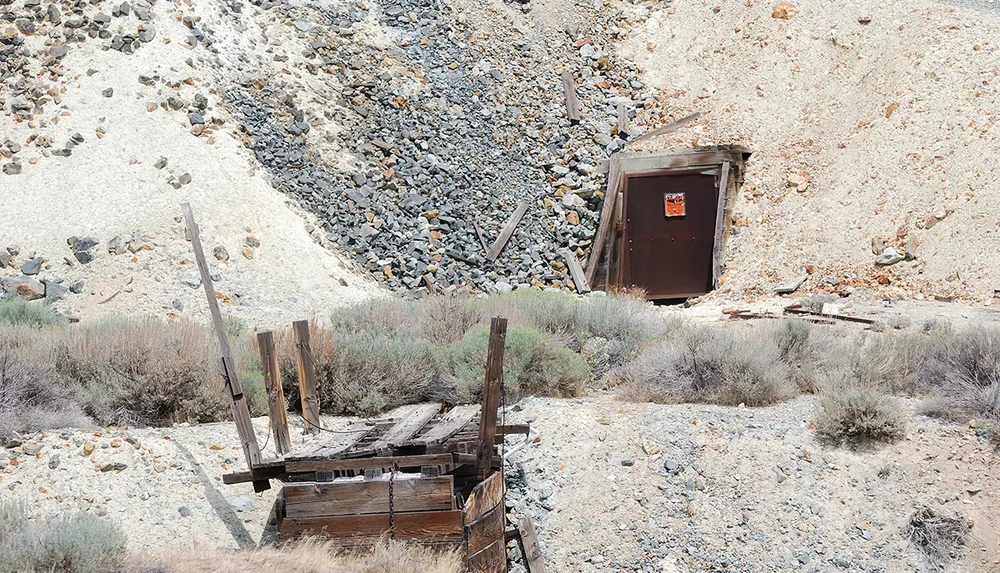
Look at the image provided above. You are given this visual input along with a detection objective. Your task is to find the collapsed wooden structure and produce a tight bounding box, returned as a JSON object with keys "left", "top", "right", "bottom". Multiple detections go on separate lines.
{"left": 181, "top": 203, "right": 544, "bottom": 572}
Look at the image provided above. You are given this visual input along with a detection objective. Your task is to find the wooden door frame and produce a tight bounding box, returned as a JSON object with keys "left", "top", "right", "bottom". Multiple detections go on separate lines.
{"left": 587, "top": 147, "right": 750, "bottom": 296}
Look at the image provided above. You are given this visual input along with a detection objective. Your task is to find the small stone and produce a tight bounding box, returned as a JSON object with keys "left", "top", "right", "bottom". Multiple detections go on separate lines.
{"left": 1, "top": 277, "right": 45, "bottom": 300}
{"left": 20, "top": 257, "right": 44, "bottom": 275}
{"left": 3, "top": 163, "right": 22, "bottom": 175}
{"left": 967, "top": 485, "right": 982, "bottom": 495}
{"left": 48, "top": 454, "right": 60, "bottom": 469}
{"left": 43, "top": 280, "right": 68, "bottom": 302}
{"left": 228, "top": 496, "right": 254, "bottom": 512}
{"left": 102, "top": 88, "right": 114, "bottom": 98}
{"left": 566, "top": 211, "right": 580, "bottom": 226}
{"left": 177, "top": 173, "right": 192, "bottom": 185}
{"left": 213, "top": 246, "right": 229, "bottom": 262}
{"left": 99, "top": 462, "right": 115, "bottom": 472}
{"left": 177, "top": 506, "right": 192, "bottom": 517}
{"left": 621, "top": 457, "right": 635, "bottom": 467}
{"left": 241, "top": 247, "right": 255, "bottom": 260}
{"left": 858, "top": 14, "right": 872, "bottom": 23}
{"left": 69, "top": 280, "right": 85, "bottom": 294}
{"left": 154, "top": 157, "right": 167, "bottom": 169}
{"left": 875, "top": 247, "right": 904, "bottom": 267}
{"left": 82, "top": 442, "right": 95, "bottom": 455}
{"left": 181, "top": 272, "right": 201, "bottom": 289}
{"left": 771, "top": 3, "right": 798, "bottom": 19}
{"left": 664, "top": 459, "right": 679, "bottom": 474}
{"left": 244, "top": 235, "right": 260, "bottom": 248}
{"left": 22, "top": 442, "right": 43, "bottom": 455}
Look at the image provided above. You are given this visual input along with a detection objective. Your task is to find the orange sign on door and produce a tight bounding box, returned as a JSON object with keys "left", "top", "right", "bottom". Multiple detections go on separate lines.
{"left": 664, "top": 192, "right": 686, "bottom": 217}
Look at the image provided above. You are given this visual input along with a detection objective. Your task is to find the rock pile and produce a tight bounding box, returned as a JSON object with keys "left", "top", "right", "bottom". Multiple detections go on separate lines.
{"left": 226, "top": 0, "right": 667, "bottom": 295}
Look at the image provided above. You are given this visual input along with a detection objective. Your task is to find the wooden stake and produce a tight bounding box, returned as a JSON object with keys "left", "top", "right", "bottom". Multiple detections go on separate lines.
{"left": 477, "top": 317, "right": 507, "bottom": 478}
{"left": 518, "top": 515, "right": 546, "bottom": 573}
{"left": 561, "top": 71, "right": 580, "bottom": 123}
{"left": 292, "top": 320, "right": 321, "bottom": 435}
{"left": 180, "top": 203, "right": 263, "bottom": 476}
{"left": 585, "top": 157, "right": 622, "bottom": 286}
{"left": 256, "top": 331, "right": 292, "bottom": 455}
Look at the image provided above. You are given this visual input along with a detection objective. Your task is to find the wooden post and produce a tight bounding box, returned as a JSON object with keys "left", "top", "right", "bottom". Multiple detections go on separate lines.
{"left": 561, "top": 71, "right": 580, "bottom": 123}
{"left": 256, "top": 331, "right": 292, "bottom": 455}
{"left": 585, "top": 157, "right": 622, "bottom": 286}
{"left": 180, "top": 203, "right": 264, "bottom": 479}
{"left": 476, "top": 317, "right": 507, "bottom": 478}
{"left": 560, "top": 249, "right": 590, "bottom": 294}
{"left": 293, "top": 320, "right": 321, "bottom": 435}
{"left": 712, "top": 161, "right": 731, "bottom": 289}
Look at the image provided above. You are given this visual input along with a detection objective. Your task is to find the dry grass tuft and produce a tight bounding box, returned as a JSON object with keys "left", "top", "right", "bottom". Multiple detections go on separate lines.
{"left": 139, "top": 539, "right": 463, "bottom": 573}
{"left": 619, "top": 324, "right": 794, "bottom": 407}
{"left": 815, "top": 385, "right": 906, "bottom": 444}
{"left": 905, "top": 507, "right": 972, "bottom": 562}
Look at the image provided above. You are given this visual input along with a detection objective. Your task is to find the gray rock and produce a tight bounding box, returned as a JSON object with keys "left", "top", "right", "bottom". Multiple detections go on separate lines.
{"left": 20, "top": 257, "right": 43, "bottom": 275}
{"left": 0, "top": 163, "right": 18, "bottom": 175}
{"left": 177, "top": 506, "right": 192, "bottom": 517}
{"left": 48, "top": 454, "right": 60, "bottom": 469}
{"left": 43, "top": 280, "right": 68, "bottom": 302}
{"left": 875, "top": 247, "right": 904, "bottom": 266}
{"left": 621, "top": 457, "right": 635, "bottom": 467}
{"left": 69, "top": 280, "right": 85, "bottom": 294}
{"left": 102, "top": 88, "right": 114, "bottom": 98}
{"left": 228, "top": 496, "right": 254, "bottom": 512}
{"left": 154, "top": 156, "right": 168, "bottom": 169}
{"left": 181, "top": 272, "right": 201, "bottom": 289}
{"left": 22, "top": 442, "right": 43, "bottom": 455}
{"left": 664, "top": 459, "right": 679, "bottom": 474}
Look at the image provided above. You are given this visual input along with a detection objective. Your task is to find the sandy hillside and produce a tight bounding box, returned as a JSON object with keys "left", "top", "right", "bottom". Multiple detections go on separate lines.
{"left": 616, "top": 0, "right": 1000, "bottom": 303}
{"left": 0, "top": 0, "right": 380, "bottom": 329}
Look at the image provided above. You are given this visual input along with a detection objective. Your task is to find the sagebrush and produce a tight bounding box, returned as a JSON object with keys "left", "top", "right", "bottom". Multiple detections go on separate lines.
{"left": 815, "top": 386, "right": 906, "bottom": 444}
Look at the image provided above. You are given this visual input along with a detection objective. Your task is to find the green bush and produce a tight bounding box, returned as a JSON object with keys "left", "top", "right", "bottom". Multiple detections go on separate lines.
{"left": 815, "top": 387, "right": 906, "bottom": 443}
{"left": 0, "top": 499, "right": 127, "bottom": 573}
{"left": 437, "top": 325, "right": 590, "bottom": 402}
{"left": 0, "top": 297, "right": 59, "bottom": 328}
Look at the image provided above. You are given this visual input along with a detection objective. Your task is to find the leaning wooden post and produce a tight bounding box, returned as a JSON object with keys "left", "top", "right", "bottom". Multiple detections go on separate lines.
{"left": 256, "top": 331, "right": 292, "bottom": 455}
{"left": 477, "top": 317, "right": 507, "bottom": 478}
{"left": 292, "top": 320, "right": 321, "bottom": 435}
{"left": 180, "top": 203, "right": 265, "bottom": 488}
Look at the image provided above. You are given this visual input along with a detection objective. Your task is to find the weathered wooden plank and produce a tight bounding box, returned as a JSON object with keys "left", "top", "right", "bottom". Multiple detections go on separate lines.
{"left": 413, "top": 405, "right": 480, "bottom": 446}
{"left": 285, "top": 453, "right": 454, "bottom": 473}
{"left": 464, "top": 471, "right": 504, "bottom": 523}
{"left": 278, "top": 510, "right": 464, "bottom": 544}
{"left": 288, "top": 424, "right": 373, "bottom": 460}
{"left": 712, "top": 161, "right": 731, "bottom": 288}
{"left": 560, "top": 249, "right": 590, "bottom": 293}
{"left": 585, "top": 157, "right": 622, "bottom": 286}
{"left": 180, "top": 203, "right": 262, "bottom": 472}
{"left": 292, "top": 320, "right": 321, "bottom": 435}
{"left": 221, "top": 461, "right": 287, "bottom": 485}
{"left": 561, "top": 71, "right": 580, "bottom": 123}
{"left": 616, "top": 149, "right": 746, "bottom": 175}
{"left": 617, "top": 102, "right": 628, "bottom": 136}
{"left": 486, "top": 203, "right": 530, "bottom": 262}
{"left": 466, "top": 503, "right": 506, "bottom": 556}
{"left": 372, "top": 403, "right": 441, "bottom": 451}
{"left": 518, "top": 515, "right": 546, "bottom": 573}
{"left": 257, "top": 331, "right": 292, "bottom": 456}
{"left": 468, "top": 539, "right": 507, "bottom": 573}
{"left": 625, "top": 112, "right": 701, "bottom": 147}
{"left": 284, "top": 476, "right": 454, "bottom": 517}
{"left": 497, "top": 424, "right": 530, "bottom": 436}
{"left": 477, "top": 318, "right": 507, "bottom": 477}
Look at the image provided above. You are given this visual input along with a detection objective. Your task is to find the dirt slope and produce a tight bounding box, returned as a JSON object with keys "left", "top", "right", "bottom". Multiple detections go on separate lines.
{"left": 617, "top": 0, "right": 1000, "bottom": 303}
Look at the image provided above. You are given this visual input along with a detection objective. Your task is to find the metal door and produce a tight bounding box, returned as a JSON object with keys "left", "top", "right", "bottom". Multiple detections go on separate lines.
{"left": 621, "top": 171, "right": 718, "bottom": 299}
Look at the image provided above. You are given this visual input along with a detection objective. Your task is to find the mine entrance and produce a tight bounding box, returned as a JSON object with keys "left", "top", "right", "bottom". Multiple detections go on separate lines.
{"left": 585, "top": 146, "right": 751, "bottom": 300}
{"left": 622, "top": 170, "right": 718, "bottom": 299}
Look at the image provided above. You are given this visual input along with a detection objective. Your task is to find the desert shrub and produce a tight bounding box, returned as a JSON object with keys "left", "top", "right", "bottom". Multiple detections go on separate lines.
{"left": 52, "top": 319, "right": 230, "bottom": 426}
{"left": 138, "top": 539, "right": 462, "bottom": 573}
{"left": 0, "top": 297, "right": 59, "bottom": 328}
{"left": 437, "top": 325, "right": 590, "bottom": 402}
{"left": 328, "top": 297, "right": 421, "bottom": 337}
{"left": 422, "top": 294, "right": 481, "bottom": 345}
{"left": 815, "top": 386, "right": 906, "bottom": 443}
{"left": 887, "top": 315, "right": 911, "bottom": 330}
{"left": 768, "top": 319, "right": 840, "bottom": 393}
{"left": 0, "top": 499, "right": 127, "bottom": 573}
{"left": 278, "top": 324, "right": 438, "bottom": 417}
{"left": 905, "top": 507, "right": 972, "bottom": 562}
{"left": 849, "top": 331, "right": 926, "bottom": 394}
{"left": 619, "top": 325, "right": 794, "bottom": 406}
{"left": 918, "top": 327, "right": 1000, "bottom": 420}
{"left": 0, "top": 332, "right": 90, "bottom": 437}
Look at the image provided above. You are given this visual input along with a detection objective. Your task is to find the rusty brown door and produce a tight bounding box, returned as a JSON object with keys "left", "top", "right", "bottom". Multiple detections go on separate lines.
{"left": 622, "top": 171, "right": 718, "bottom": 299}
